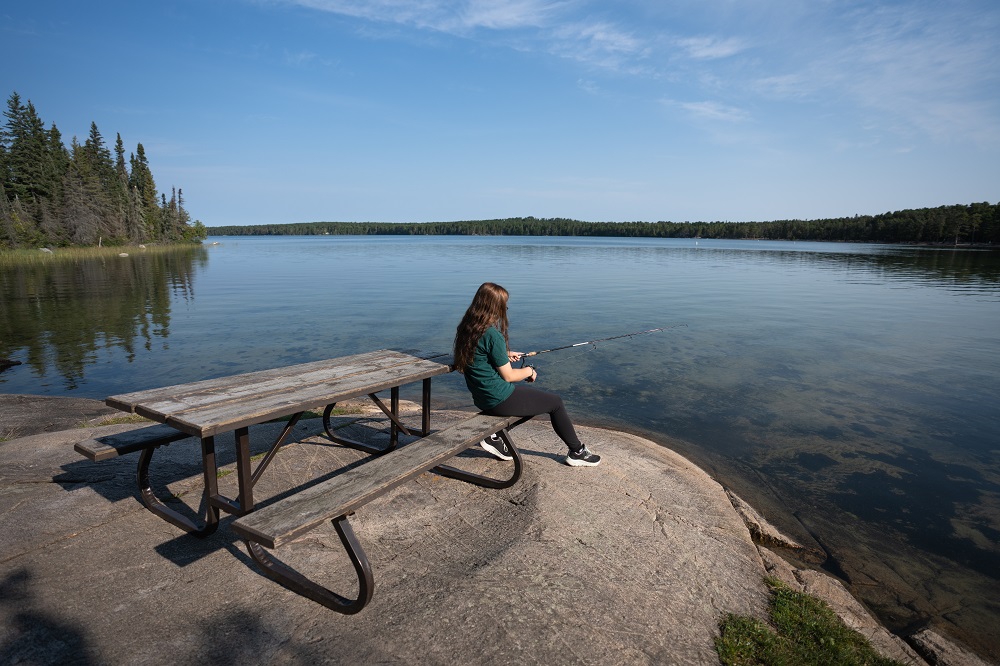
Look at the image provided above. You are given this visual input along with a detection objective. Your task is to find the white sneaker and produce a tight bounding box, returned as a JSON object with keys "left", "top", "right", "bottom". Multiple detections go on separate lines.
{"left": 565, "top": 445, "right": 601, "bottom": 467}
{"left": 479, "top": 433, "right": 513, "bottom": 461}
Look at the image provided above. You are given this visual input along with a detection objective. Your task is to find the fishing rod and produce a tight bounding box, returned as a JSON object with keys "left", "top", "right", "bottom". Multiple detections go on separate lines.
{"left": 516, "top": 325, "right": 685, "bottom": 366}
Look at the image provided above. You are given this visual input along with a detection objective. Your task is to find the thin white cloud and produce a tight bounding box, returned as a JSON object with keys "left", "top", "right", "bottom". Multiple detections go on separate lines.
{"left": 459, "top": 0, "right": 562, "bottom": 30}
{"left": 744, "top": 2, "right": 1000, "bottom": 144}
{"left": 281, "top": 0, "right": 563, "bottom": 33}
{"left": 562, "top": 21, "right": 642, "bottom": 56}
{"left": 837, "top": 4, "right": 1000, "bottom": 143}
{"left": 549, "top": 20, "right": 647, "bottom": 70}
{"left": 678, "top": 100, "right": 750, "bottom": 123}
{"left": 268, "top": 0, "right": 1000, "bottom": 145}
{"left": 273, "top": 0, "right": 651, "bottom": 73}
{"left": 751, "top": 74, "right": 812, "bottom": 100}
{"left": 283, "top": 50, "right": 319, "bottom": 66}
{"left": 676, "top": 36, "right": 745, "bottom": 60}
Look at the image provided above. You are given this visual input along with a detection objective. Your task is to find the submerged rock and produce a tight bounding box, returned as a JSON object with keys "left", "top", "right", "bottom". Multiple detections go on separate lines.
{"left": 909, "top": 628, "right": 993, "bottom": 666}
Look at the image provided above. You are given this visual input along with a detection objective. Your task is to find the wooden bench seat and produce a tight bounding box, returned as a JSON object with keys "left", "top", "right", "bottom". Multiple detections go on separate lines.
{"left": 231, "top": 412, "right": 528, "bottom": 614}
{"left": 74, "top": 423, "right": 190, "bottom": 461}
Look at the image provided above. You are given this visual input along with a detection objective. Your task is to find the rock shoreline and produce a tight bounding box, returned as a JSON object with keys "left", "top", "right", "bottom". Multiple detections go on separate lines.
{"left": 0, "top": 394, "right": 990, "bottom": 665}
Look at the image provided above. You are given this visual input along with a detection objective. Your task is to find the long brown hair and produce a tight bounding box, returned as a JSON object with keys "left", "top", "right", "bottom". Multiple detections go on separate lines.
{"left": 454, "top": 282, "right": 509, "bottom": 372}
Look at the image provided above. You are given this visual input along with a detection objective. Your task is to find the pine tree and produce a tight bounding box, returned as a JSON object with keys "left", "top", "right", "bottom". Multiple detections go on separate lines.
{"left": 1, "top": 95, "right": 48, "bottom": 243}
{"left": 61, "top": 137, "right": 100, "bottom": 244}
{"left": 0, "top": 93, "right": 25, "bottom": 191}
{"left": 2, "top": 96, "right": 50, "bottom": 202}
{"left": 129, "top": 143, "right": 160, "bottom": 241}
{"left": 114, "top": 133, "right": 127, "bottom": 179}
{"left": 45, "top": 123, "right": 70, "bottom": 205}
{"left": 113, "top": 133, "right": 143, "bottom": 243}
{"left": 83, "top": 122, "right": 115, "bottom": 194}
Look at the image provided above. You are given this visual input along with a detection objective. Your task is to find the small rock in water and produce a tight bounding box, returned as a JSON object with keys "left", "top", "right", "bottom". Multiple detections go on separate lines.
{"left": 119, "top": 252, "right": 129, "bottom": 257}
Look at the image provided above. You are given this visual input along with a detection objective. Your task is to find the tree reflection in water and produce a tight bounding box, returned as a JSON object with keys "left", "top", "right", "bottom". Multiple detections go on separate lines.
{"left": 0, "top": 246, "right": 207, "bottom": 389}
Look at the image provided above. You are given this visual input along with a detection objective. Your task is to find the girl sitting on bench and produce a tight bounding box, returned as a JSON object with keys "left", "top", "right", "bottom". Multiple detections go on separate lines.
{"left": 453, "top": 282, "right": 600, "bottom": 467}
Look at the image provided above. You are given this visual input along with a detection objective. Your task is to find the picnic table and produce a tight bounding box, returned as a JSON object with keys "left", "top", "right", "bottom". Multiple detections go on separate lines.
{"left": 77, "top": 347, "right": 530, "bottom": 613}
{"left": 83, "top": 349, "right": 453, "bottom": 536}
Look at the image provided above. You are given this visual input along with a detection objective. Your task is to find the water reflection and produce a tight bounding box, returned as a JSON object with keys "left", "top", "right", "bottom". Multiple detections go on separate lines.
{"left": 0, "top": 247, "right": 207, "bottom": 389}
{"left": 807, "top": 248, "right": 1000, "bottom": 296}
{"left": 470, "top": 238, "right": 1000, "bottom": 302}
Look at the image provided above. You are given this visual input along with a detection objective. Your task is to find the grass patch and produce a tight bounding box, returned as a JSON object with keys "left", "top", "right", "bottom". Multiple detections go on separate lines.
{"left": 326, "top": 405, "right": 365, "bottom": 416}
{"left": 716, "top": 578, "right": 903, "bottom": 666}
{"left": 0, "top": 243, "right": 202, "bottom": 267}
{"left": 267, "top": 404, "right": 365, "bottom": 423}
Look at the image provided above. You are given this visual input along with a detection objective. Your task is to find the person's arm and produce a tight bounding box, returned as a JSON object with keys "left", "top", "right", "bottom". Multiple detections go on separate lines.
{"left": 497, "top": 362, "right": 536, "bottom": 383}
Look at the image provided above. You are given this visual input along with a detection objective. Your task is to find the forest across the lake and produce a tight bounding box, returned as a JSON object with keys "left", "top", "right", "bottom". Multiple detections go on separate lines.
{"left": 209, "top": 202, "right": 999, "bottom": 245}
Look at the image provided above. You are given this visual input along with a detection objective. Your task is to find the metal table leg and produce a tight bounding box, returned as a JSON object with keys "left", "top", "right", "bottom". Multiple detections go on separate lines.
{"left": 136, "top": 441, "right": 219, "bottom": 537}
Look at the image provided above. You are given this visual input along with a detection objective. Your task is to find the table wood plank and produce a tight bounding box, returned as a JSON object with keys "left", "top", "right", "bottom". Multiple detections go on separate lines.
{"left": 128, "top": 353, "right": 433, "bottom": 421}
{"left": 161, "top": 358, "right": 452, "bottom": 437}
{"left": 106, "top": 349, "right": 402, "bottom": 412}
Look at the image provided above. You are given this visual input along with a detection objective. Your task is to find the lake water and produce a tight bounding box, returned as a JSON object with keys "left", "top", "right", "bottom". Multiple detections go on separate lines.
{"left": 2, "top": 235, "right": 999, "bottom": 658}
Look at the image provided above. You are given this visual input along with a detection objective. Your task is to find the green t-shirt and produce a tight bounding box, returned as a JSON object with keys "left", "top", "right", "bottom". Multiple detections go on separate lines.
{"left": 464, "top": 326, "right": 516, "bottom": 410}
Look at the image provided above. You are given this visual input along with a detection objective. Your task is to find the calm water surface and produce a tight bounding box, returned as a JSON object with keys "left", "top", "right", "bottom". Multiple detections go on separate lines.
{"left": 2, "top": 236, "right": 998, "bottom": 657}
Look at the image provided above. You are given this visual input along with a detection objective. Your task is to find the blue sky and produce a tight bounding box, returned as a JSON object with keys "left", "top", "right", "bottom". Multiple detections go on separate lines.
{"left": 3, "top": 0, "right": 998, "bottom": 225}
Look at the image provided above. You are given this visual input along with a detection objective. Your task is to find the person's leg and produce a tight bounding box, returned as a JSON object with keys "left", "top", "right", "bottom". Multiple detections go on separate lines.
{"left": 486, "top": 385, "right": 583, "bottom": 452}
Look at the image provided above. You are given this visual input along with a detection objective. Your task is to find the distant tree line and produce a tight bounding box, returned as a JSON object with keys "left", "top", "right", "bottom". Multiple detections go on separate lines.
{"left": 210, "top": 203, "right": 1000, "bottom": 245}
{"left": 0, "top": 92, "right": 206, "bottom": 249}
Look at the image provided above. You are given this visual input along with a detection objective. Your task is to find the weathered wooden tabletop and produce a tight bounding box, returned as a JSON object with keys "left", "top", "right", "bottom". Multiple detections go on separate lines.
{"left": 106, "top": 349, "right": 453, "bottom": 438}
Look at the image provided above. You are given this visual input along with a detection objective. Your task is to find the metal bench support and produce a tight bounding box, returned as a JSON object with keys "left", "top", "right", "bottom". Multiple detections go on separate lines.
{"left": 322, "top": 379, "right": 435, "bottom": 455}
{"left": 246, "top": 515, "right": 373, "bottom": 614}
{"left": 236, "top": 420, "right": 523, "bottom": 614}
{"left": 432, "top": 429, "right": 523, "bottom": 489}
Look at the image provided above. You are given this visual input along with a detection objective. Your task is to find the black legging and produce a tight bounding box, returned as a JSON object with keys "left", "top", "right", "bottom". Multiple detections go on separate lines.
{"left": 485, "top": 385, "right": 583, "bottom": 452}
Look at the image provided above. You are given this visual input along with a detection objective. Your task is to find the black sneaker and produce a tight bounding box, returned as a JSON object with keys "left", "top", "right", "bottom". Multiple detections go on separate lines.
{"left": 565, "top": 446, "right": 601, "bottom": 467}
{"left": 479, "top": 433, "right": 512, "bottom": 461}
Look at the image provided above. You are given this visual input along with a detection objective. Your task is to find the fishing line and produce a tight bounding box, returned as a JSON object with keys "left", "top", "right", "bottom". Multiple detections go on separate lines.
{"left": 516, "top": 324, "right": 686, "bottom": 368}
{"left": 522, "top": 346, "right": 595, "bottom": 369}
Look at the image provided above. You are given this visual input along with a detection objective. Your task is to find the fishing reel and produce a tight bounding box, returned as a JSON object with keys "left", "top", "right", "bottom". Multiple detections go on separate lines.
{"left": 515, "top": 355, "right": 536, "bottom": 381}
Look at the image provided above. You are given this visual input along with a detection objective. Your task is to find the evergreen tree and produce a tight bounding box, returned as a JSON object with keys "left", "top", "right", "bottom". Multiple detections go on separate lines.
{"left": 2, "top": 97, "right": 51, "bottom": 204}
{"left": 129, "top": 143, "right": 161, "bottom": 242}
{"left": 83, "top": 122, "right": 115, "bottom": 194}
{"left": 113, "top": 133, "right": 143, "bottom": 243}
{"left": 114, "top": 133, "right": 127, "bottom": 180}
{"left": 0, "top": 93, "right": 25, "bottom": 192}
{"left": 45, "top": 124, "right": 70, "bottom": 203}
